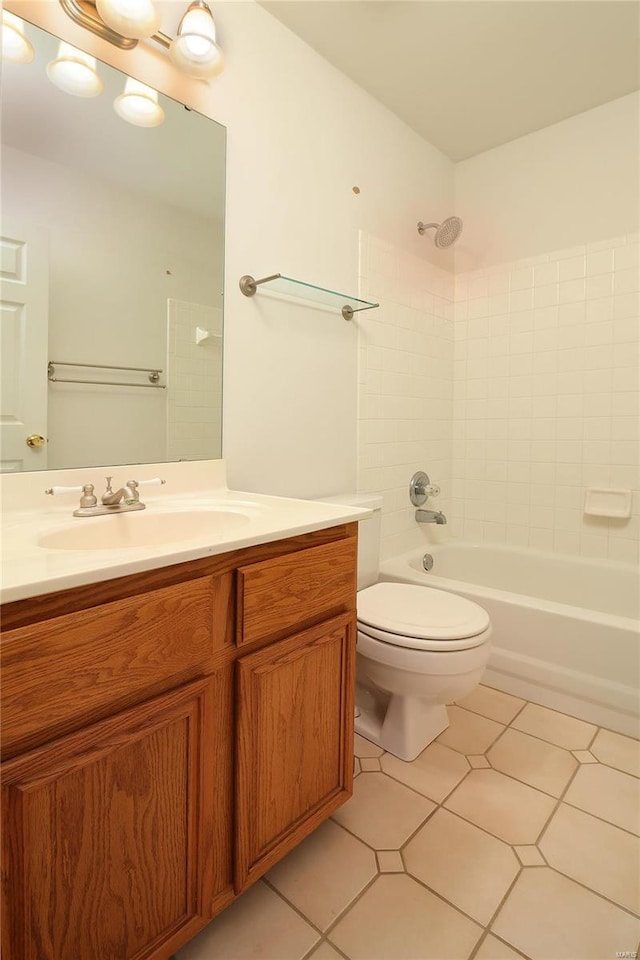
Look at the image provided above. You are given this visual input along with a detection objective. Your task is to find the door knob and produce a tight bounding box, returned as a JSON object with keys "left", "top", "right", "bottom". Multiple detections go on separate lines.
{"left": 26, "top": 434, "right": 45, "bottom": 448}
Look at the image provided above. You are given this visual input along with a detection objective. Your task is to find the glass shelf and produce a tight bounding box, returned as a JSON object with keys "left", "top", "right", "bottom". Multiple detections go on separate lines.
{"left": 239, "top": 272, "right": 379, "bottom": 321}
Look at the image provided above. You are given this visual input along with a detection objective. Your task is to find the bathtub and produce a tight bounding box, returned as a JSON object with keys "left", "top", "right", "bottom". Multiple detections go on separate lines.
{"left": 379, "top": 542, "right": 640, "bottom": 738}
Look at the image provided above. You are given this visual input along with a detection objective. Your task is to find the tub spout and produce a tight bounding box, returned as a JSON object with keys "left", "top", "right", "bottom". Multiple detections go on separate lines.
{"left": 415, "top": 508, "right": 447, "bottom": 525}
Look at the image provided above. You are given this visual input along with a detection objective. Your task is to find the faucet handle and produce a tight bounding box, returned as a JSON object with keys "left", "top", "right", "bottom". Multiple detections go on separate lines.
{"left": 104, "top": 476, "right": 114, "bottom": 494}
{"left": 45, "top": 484, "right": 84, "bottom": 496}
{"left": 135, "top": 478, "right": 166, "bottom": 487}
{"left": 124, "top": 477, "right": 165, "bottom": 504}
{"left": 80, "top": 484, "right": 97, "bottom": 508}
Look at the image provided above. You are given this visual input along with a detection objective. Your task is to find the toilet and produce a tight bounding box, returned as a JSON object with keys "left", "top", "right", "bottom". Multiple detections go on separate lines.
{"left": 330, "top": 494, "right": 492, "bottom": 761}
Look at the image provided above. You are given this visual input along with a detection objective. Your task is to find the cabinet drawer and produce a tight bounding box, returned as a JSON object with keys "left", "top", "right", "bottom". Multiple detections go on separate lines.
{"left": 1, "top": 573, "right": 233, "bottom": 758}
{"left": 236, "top": 536, "right": 357, "bottom": 648}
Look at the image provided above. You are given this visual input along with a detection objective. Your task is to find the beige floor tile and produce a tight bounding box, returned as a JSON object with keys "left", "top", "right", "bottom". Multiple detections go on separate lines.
{"left": 332, "top": 772, "right": 435, "bottom": 849}
{"left": 564, "top": 763, "right": 640, "bottom": 835}
{"left": 267, "top": 820, "right": 377, "bottom": 932}
{"left": 474, "top": 933, "right": 526, "bottom": 959}
{"left": 306, "top": 943, "right": 343, "bottom": 960}
{"left": 456, "top": 685, "right": 525, "bottom": 724}
{"left": 591, "top": 728, "right": 640, "bottom": 777}
{"left": 404, "top": 808, "right": 519, "bottom": 925}
{"left": 511, "top": 702, "right": 596, "bottom": 749}
{"left": 469, "top": 755, "right": 491, "bottom": 768}
{"left": 354, "top": 733, "right": 384, "bottom": 758}
{"left": 353, "top": 757, "right": 361, "bottom": 778}
{"left": 377, "top": 850, "right": 404, "bottom": 873}
{"left": 513, "top": 845, "right": 545, "bottom": 866}
{"left": 175, "top": 881, "right": 318, "bottom": 960}
{"left": 487, "top": 728, "right": 577, "bottom": 797}
{"left": 492, "top": 867, "right": 640, "bottom": 959}
{"left": 437, "top": 705, "right": 505, "bottom": 755}
{"left": 539, "top": 802, "right": 640, "bottom": 914}
{"left": 380, "top": 741, "right": 469, "bottom": 803}
{"left": 572, "top": 749, "right": 598, "bottom": 763}
{"left": 328, "top": 874, "right": 482, "bottom": 960}
{"left": 444, "top": 769, "right": 556, "bottom": 844}
{"left": 360, "top": 757, "right": 381, "bottom": 772}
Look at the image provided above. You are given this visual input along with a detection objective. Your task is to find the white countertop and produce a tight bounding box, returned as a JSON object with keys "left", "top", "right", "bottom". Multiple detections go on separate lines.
{"left": 0, "top": 460, "right": 370, "bottom": 604}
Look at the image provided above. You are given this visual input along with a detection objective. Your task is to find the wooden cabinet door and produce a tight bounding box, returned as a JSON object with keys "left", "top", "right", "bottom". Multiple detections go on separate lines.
{"left": 235, "top": 612, "right": 356, "bottom": 893}
{"left": 1, "top": 675, "right": 221, "bottom": 960}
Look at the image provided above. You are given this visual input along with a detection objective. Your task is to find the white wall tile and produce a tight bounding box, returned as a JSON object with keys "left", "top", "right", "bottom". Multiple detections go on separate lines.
{"left": 452, "top": 233, "right": 639, "bottom": 560}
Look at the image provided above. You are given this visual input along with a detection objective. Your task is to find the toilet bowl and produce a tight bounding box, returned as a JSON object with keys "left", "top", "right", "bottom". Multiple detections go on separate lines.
{"left": 319, "top": 493, "right": 492, "bottom": 762}
{"left": 355, "top": 581, "right": 491, "bottom": 761}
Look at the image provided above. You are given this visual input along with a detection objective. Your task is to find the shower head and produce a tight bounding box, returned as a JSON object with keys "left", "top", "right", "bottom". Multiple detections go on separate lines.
{"left": 417, "top": 216, "right": 463, "bottom": 248}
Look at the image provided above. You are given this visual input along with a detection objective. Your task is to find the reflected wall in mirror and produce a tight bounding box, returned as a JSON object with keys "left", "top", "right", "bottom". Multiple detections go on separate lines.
{"left": 0, "top": 17, "right": 225, "bottom": 473}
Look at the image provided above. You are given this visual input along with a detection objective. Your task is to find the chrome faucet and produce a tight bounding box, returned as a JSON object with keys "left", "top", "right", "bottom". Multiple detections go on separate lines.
{"left": 415, "top": 508, "right": 447, "bottom": 525}
{"left": 410, "top": 470, "right": 446, "bottom": 524}
{"left": 46, "top": 477, "right": 165, "bottom": 517}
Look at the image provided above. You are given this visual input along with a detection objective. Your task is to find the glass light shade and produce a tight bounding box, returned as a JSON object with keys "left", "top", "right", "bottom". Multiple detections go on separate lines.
{"left": 2, "top": 11, "right": 35, "bottom": 64}
{"left": 46, "top": 42, "right": 103, "bottom": 98}
{"left": 114, "top": 77, "right": 164, "bottom": 127}
{"left": 95, "top": 0, "right": 161, "bottom": 40}
{"left": 169, "top": 1, "right": 224, "bottom": 78}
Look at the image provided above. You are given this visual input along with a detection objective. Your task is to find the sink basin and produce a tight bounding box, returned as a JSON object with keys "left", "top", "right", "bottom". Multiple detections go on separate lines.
{"left": 38, "top": 509, "right": 251, "bottom": 551}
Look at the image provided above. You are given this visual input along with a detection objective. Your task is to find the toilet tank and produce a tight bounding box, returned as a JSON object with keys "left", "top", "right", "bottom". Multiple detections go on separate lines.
{"left": 317, "top": 493, "right": 383, "bottom": 591}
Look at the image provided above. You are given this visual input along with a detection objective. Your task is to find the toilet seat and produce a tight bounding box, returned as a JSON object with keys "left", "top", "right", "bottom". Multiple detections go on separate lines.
{"left": 357, "top": 581, "right": 490, "bottom": 652}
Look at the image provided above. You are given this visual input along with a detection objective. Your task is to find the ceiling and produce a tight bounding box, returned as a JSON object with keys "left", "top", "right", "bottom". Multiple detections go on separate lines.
{"left": 260, "top": 1, "right": 640, "bottom": 161}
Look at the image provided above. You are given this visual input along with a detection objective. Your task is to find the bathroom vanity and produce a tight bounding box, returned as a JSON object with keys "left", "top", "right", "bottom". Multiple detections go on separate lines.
{"left": 0, "top": 465, "right": 366, "bottom": 960}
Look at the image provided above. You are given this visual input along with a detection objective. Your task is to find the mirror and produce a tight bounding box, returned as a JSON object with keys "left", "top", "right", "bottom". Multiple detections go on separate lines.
{"left": 0, "top": 17, "right": 225, "bottom": 473}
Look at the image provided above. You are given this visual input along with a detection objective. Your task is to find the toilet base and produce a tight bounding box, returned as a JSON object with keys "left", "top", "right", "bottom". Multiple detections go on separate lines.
{"left": 355, "top": 685, "right": 450, "bottom": 761}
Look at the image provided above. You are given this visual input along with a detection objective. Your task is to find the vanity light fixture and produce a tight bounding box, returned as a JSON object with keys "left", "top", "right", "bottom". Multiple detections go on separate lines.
{"left": 1, "top": 11, "right": 35, "bottom": 64}
{"left": 46, "top": 41, "right": 104, "bottom": 98}
{"left": 114, "top": 76, "right": 164, "bottom": 126}
{"left": 95, "top": 0, "right": 161, "bottom": 40}
{"left": 57, "top": 0, "right": 224, "bottom": 79}
{"left": 169, "top": 1, "right": 224, "bottom": 78}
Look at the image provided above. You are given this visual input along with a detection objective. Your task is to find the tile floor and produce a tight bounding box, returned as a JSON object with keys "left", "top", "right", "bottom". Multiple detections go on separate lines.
{"left": 176, "top": 685, "right": 640, "bottom": 960}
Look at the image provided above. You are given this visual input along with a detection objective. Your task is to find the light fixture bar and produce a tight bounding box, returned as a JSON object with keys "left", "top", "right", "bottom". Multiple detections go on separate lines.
{"left": 58, "top": 0, "right": 171, "bottom": 51}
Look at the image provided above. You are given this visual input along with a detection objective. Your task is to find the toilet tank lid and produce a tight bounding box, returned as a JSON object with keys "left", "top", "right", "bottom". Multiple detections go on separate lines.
{"left": 315, "top": 493, "right": 383, "bottom": 511}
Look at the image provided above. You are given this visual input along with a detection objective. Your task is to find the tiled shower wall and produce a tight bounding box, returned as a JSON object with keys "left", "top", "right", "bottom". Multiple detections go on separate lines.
{"left": 452, "top": 235, "right": 639, "bottom": 563}
{"left": 357, "top": 233, "right": 639, "bottom": 564}
{"left": 357, "top": 233, "right": 454, "bottom": 560}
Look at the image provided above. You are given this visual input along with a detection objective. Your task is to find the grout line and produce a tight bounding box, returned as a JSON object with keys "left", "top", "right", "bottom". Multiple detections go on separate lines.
{"left": 391, "top": 864, "right": 487, "bottom": 932}
{"left": 300, "top": 940, "right": 327, "bottom": 960}
{"left": 262, "top": 877, "right": 325, "bottom": 939}
{"left": 319, "top": 873, "right": 380, "bottom": 941}
{"left": 467, "top": 929, "right": 491, "bottom": 960}
{"left": 559, "top": 797, "right": 640, "bottom": 840}
{"left": 322, "top": 939, "right": 351, "bottom": 960}
{"left": 538, "top": 863, "right": 640, "bottom": 922}
{"left": 480, "top": 865, "right": 525, "bottom": 938}
{"left": 378, "top": 755, "right": 473, "bottom": 807}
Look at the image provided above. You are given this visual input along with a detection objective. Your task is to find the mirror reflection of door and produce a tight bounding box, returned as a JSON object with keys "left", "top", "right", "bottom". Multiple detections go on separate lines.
{"left": 0, "top": 216, "right": 49, "bottom": 472}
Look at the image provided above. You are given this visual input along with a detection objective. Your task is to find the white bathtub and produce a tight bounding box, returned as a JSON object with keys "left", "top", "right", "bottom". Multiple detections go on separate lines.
{"left": 379, "top": 542, "right": 640, "bottom": 737}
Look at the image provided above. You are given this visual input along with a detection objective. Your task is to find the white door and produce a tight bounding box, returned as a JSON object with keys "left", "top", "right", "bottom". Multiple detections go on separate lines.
{"left": 0, "top": 217, "right": 49, "bottom": 471}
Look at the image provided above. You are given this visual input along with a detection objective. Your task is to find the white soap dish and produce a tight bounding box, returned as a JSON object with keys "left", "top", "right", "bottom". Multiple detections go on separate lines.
{"left": 584, "top": 488, "right": 632, "bottom": 519}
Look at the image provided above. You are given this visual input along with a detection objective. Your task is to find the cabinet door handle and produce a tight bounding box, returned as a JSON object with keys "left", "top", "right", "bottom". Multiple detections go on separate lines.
{"left": 26, "top": 434, "right": 46, "bottom": 448}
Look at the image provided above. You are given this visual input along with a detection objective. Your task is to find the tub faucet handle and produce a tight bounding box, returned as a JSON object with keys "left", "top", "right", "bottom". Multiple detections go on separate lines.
{"left": 410, "top": 471, "right": 440, "bottom": 506}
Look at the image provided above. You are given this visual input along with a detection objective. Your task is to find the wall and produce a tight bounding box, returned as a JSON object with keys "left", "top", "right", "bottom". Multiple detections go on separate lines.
{"left": 452, "top": 94, "right": 639, "bottom": 563}
{"left": 7, "top": 0, "right": 454, "bottom": 498}
{"left": 357, "top": 232, "right": 453, "bottom": 559}
{"left": 3, "top": 143, "right": 220, "bottom": 469}
{"left": 454, "top": 93, "right": 640, "bottom": 272}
